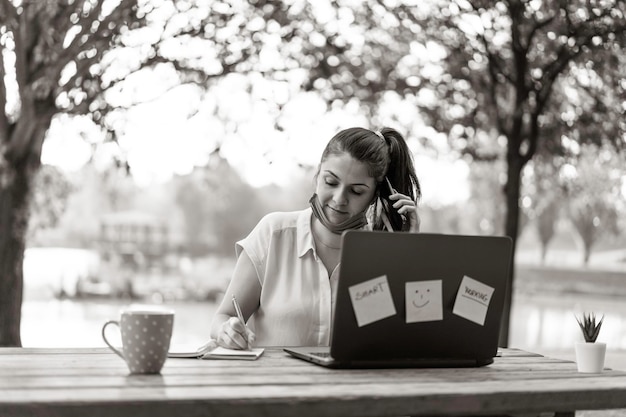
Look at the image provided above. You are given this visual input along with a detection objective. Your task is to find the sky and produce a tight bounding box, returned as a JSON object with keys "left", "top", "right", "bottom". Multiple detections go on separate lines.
{"left": 34, "top": 0, "right": 471, "bottom": 207}
{"left": 42, "top": 72, "right": 471, "bottom": 207}
{"left": 9, "top": 0, "right": 624, "bottom": 208}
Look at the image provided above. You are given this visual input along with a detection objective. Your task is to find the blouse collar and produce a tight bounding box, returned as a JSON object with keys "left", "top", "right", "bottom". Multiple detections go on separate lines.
{"left": 297, "top": 207, "right": 315, "bottom": 258}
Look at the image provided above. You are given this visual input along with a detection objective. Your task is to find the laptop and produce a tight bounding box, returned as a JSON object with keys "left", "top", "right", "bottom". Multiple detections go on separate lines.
{"left": 284, "top": 230, "right": 513, "bottom": 368}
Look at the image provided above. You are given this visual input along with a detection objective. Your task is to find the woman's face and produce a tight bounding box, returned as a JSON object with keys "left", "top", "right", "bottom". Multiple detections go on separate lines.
{"left": 315, "top": 153, "right": 377, "bottom": 225}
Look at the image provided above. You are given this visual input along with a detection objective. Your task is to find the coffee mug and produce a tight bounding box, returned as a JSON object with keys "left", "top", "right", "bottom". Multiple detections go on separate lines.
{"left": 102, "top": 308, "right": 174, "bottom": 374}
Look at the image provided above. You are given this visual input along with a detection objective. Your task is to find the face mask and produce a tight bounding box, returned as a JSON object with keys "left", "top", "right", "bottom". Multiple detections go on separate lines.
{"left": 309, "top": 194, "right": 368, "bottom": 234}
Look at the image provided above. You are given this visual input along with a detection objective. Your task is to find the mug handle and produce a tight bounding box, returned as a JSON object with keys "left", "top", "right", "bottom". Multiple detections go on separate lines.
{"left": 102, "top": 320, "right": 125, "bottom": 360}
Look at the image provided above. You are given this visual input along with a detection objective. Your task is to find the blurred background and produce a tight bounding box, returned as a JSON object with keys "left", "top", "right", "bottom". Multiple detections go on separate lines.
{"left": 1, "top": 0, "right": 625, "bottom": 366}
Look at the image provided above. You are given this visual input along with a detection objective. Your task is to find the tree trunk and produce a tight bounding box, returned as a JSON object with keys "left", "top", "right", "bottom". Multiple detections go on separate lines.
{"left": 583, "top": 246, "right": 591, "bottom": 265}
{"left": 0, "top": 159, "right": 34, "bottom": 346}
{"left": 499, "top": 156, "right": 524, "bottom": 348}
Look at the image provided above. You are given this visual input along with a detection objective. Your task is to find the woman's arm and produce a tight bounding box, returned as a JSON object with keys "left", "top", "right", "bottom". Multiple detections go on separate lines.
{"left": 209, "top": 250, "right": 262, "bottom": 349}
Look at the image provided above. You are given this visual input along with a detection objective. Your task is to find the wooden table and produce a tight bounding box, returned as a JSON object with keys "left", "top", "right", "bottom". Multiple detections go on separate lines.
{"left": 1, "top": 347, "right": 626, "bottom": 417}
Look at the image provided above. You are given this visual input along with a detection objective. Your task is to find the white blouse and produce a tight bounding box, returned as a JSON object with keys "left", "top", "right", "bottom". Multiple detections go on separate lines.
{"left": 235, "top": 208, "right": 339, "bottom": 347}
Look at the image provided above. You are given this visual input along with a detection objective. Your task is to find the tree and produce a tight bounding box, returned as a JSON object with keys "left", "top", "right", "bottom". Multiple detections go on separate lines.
{"left": 292, "top": 0, "right": 626, "bottom": 345}
{"left": 0, "top": 0, "right": 147, "bottom": 346}
{"left": 466, "top": 160, "right": 507, "bottom": 236}
{"left": 565, "top": 145, "right": 623, "bottom": 264}
{"left": 172, "top": 151, "right": 262, "bottom": 257}
{"left": 3, "top": 0, "right": 624, "bottom": 349}
{"left": 28, "top": 164, "right": 135, "bottom": 248}
{"left": 523, "top": 160, "right": 564, "bottom": 263}
{"left": 0, "top": 0, "right": 278, "bottom": 346}
{"left": 27, "top": 165, "right": 73, "bottom": 243}
{"left": 411, "top": 1, "right": 626, "bottom": 345}
{"left": 535, "top": 197, "right": 560, "bottom": 263}
{"left": 174, "top": 172, "right": 213, "bottom": 257}
{"left": 570, "top": 199, "right": 618, "bottom": 264}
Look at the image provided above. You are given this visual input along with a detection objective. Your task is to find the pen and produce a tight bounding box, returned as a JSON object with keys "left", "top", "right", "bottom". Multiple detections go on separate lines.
{"left": 231, "top": 295, "right": 251, "bottom": 349}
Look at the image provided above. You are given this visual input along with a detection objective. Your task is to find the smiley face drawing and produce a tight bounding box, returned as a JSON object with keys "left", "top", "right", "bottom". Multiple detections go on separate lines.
{"left": 405, "top": 280, "right": 443, "bottom": 323}
{"left": 412, "top": 288, "right": 431, "bottom": 308}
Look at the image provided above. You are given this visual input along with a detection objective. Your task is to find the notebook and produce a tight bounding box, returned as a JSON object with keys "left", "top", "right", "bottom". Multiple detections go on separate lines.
{"left": 168, "top": 344, "right": 265, "bottom": 360}
{"left": 284, "top": 230, "right": 513, "bottom": 368}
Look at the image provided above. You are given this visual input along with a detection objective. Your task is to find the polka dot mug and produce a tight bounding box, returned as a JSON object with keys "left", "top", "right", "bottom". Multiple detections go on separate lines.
{"left": 102, "top": 308, "right": 174, "bottom": 374}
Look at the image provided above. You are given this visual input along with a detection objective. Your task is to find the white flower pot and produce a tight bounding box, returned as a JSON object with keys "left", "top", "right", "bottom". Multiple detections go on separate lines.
{"left": 575, "top": 342, "right": 606, "bottom": 373}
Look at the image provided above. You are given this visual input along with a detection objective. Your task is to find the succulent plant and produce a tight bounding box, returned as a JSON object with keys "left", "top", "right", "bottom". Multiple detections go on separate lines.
{"left": 576, "top": 312, "right": 604, "bottom": 343}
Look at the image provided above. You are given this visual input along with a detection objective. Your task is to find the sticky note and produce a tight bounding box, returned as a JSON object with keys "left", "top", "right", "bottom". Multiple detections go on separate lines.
{"left": 405, "top": 280, "right": 443, "bottom": 323}
{"left": 348, "top": 275, "right": 396, "bottom": 327}
{"left": 452, "top": 275, "right": 494, "bottom": 326}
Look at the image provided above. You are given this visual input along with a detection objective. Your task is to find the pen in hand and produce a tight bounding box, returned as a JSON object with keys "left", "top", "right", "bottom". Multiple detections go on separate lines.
{"left": 231, "top": 295, "right": 251, "bottom": 350}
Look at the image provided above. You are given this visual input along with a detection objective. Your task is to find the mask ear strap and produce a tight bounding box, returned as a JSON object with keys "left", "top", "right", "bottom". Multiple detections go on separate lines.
{"left": 375, "top": 182, "right": 394, "bottom": 231}
{"left": 381, "top": 211, "right": 394, "bottom": 232}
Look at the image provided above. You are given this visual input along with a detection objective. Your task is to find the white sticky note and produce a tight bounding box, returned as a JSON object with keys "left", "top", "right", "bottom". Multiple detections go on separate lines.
{"left": 405, "top": 280, "right": 443, "bottom": 323}
{"left": 348, "top": 275, "right": 396, "bottom": 327}
{"left": 452, "top": 275, "right": 495, "bottom": 326}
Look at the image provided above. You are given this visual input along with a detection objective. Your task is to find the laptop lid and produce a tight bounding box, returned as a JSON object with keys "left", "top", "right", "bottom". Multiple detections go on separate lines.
{"left": 329, "top": 231, "right": 513, "bottom": 364}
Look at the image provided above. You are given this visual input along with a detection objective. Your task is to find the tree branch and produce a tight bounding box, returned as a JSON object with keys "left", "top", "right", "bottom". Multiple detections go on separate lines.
{"left": 558, "top": 0, "right": 575, "bottom": 29}
{"left": 0, "top": 43, "right": 8, "bottom": 143}
{"left": 13, "top": 10, "right": 29, "bottom": 92}
{"left": 521, "top": 49, "right": 571, "bottom": 165}
{"left": 54, "top": 0, "right": 90, "bottom": 40}
{"left": 61, "top": 0, "right": 106, "bottom": 63}
{"left": 0, "top": 0, "right": 18, "bottom": 24}
{"left": 31, "top": 0, "right": 136, "bottom": 89}
{"left": 526, "top": 13, "right": 557, "bottom": 47}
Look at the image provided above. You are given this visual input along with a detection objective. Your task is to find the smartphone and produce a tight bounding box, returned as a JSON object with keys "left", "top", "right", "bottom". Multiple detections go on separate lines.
{"left": 385, "top": 177, "right": 396, "bottom": 195}
{"left": 384, "top": 177, "right": 407, "bottom": 226}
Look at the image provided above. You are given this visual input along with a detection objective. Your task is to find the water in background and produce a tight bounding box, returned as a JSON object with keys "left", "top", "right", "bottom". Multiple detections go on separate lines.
{"left": 22, "top": 290, "right": 626, "bottom": 350}
{"left": 511, "top": 292, "right": 626, "bottom": 349}
{"left": 21, "top": 247, "right": 626, "bottom": 361}
{"left": 22, "top": 299, "right": 217, "bottom": 348}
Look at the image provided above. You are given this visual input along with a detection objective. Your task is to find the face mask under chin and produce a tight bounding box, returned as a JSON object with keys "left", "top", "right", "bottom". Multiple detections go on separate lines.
{"left": 309, "top": 194, "right": 368, "bottom": 234}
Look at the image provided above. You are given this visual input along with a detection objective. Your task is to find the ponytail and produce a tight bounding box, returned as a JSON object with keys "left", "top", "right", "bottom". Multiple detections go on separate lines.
{"left": 377, "top": 127, "right": 421, "bottom": 231}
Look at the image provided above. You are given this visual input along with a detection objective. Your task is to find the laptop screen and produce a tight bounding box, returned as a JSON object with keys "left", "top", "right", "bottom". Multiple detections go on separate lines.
{"left": 330, "top": 231, "right": 513, "bottom": 362}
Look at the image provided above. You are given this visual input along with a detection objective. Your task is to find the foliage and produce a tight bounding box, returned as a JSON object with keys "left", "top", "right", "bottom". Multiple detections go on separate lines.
{"left": 1, "top": 0, "right": 159, "bottom": 346}
{"left": 32, "top": 155, "right": 304, "bottom": 262}
{"left": 172, "top": 152, "right": 268, "bottom": 257}
{"left": 405, "top": 0, "right": 626, "bottom": 273}
{"left": 534, "top": 197, "right": 560, "bottom": 263}
{"left": 2, "top": 0, "right": 626, "bottom": 349}
{"left": 280, "top": 0, "right": 626, "bottom": 345}
{"left": 465, "top": 160, "right": 507, "bottom": 235}
{"left": 576, "top": 312, "right": 604, "bottom": 343}
{"left": 564, "top": 145, "right": 623, "bottom": 264}
{"left": 522, "top": 159, "right": 564, "bottom": 263}
{"left": 27, "top": 165, "right": 73, "bottom": 241}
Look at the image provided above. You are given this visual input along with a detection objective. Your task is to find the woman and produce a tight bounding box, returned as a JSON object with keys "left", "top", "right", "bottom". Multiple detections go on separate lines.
{"left": 209, "top": 127, "right": 421, "bottom": 348}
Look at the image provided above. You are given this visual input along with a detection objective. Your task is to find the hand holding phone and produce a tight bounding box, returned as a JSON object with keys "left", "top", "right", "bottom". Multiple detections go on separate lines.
{"left": 384, "top": 177, "right": 420, "bottom": 232}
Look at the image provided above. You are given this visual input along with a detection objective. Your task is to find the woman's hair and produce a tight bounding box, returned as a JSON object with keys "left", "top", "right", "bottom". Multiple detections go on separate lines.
{"left": 320, "top": 127, "right": 421, "bottom": 231}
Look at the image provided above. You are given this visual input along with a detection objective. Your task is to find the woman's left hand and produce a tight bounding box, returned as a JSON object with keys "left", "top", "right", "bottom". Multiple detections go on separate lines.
{"left": 389, "top": 192, "right": 420, "bottom": 232}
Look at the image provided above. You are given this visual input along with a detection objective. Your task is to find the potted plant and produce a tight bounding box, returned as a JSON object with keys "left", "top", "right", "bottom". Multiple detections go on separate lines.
{"left": 574, "top": 312, "right": 606, "bottom": 373}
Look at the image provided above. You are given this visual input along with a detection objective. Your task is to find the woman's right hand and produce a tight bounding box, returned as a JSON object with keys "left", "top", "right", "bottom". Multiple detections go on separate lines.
{"left": 216, "top": 316, "right": 256, "bottom": 350}
{"left": 388, "top": 191, "right": 421, "bottom": 232}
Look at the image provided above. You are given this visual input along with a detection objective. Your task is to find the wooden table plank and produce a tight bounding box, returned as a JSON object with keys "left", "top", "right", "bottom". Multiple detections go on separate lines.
{"left": 1, "top": 383, "right": 626, "bottom": 417}
{"left": 1, "top": 347, "right": 625, "bottom": 417}
{"left": 1, "top": 364, "right": 624, "bottom": 388}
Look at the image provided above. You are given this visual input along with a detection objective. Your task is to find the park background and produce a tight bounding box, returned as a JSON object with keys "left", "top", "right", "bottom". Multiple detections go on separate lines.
{"left": 1, "top": 0, "right": 625, "bottom": 374}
